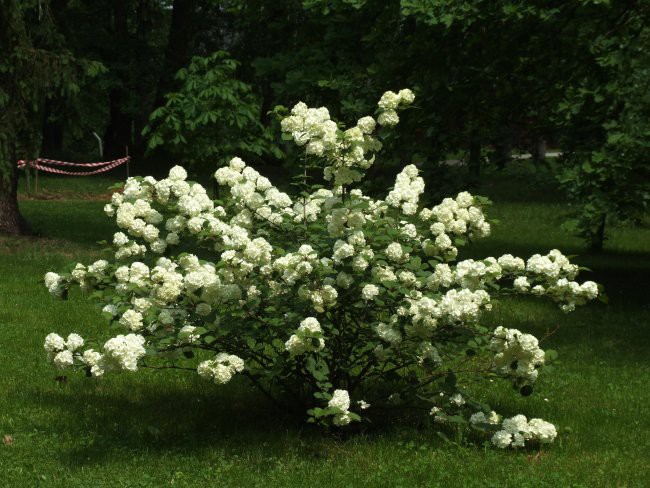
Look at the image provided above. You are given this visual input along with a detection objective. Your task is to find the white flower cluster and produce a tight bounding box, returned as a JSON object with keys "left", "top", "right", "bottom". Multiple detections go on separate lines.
{"left": 216, "top": 157, "right": 293, "bottom": 225}
{"left": 453, "top": 258, "right": 503, "bottom": 290}
{"left": 44, "top": 332, "right": 146, "bottom": 376}
{"left": 489, "top": 326, "right": 545, "bottom": 384}
{"left": 119, "top": 309, "right": 144, "bottom": 331}
{"left": 386, "top": 165, "right": 425, "bottom": 215}
{"left": 328, "top": 389, "right": 355, "bottom": 426}
{"left": 81, "top": 349, "right": 105, "bottom": 377}
{"left": 44, "top": 332, "right": 84, "bottom": 369}
{"left": 527, "top": 249, "right": 578, "bottom": 279}
{"left": 361, "top": 283, "right": 380, "bottom": 301}
{"left": 281, "top": 90, "right": 413, "bottom": 187}
{"left": 103, "top": 165, "right": 218, "bottom": 259}
{"left": 273, "top": 245, "right": 318, "bottom": 285}
{"left": 102, "top": 334, "right": 147, "bottom": 372}
{"left": 375, "top": 321, "right": 402, "bottom": 344}
{"left": 419, "top": 192, "right": 492, "bottom": 260}
{"left": 508, "top": 250, "right": 599, "bottom": 311}
{"left": 285, "top": 317, "right": 325, "bottom": 356}
{"left": 419, "top": 249, "right": 595, "bottom": 315}
{"left": 377, "top": 89, "right": 415, "bottom": 126}
{"left": 300, "top": 283, "right": 339, "bottom": 314}
{"left": 44, "top": 272, "right": 64, "bottom": 296}
{"left": 197, "top": 353, "right": 245, "bottom": 384}
{"left": 178, "top": 325, "right": 200, "bottom": 344}
{"left": 491, "top": 415, "right": 557, "bottom": 448}
{"left": 280, "top": 104, "right": 337, "bottom": 153}
{"left": 406, "top": 288, "right": 491, "bottom": 333}
{"left": 470, "top": 410, "right": 501, "bottom": 426}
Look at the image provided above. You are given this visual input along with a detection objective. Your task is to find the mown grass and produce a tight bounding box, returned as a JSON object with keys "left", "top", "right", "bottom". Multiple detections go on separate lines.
{"left": 18, "top": 174, "right": 120, "bottom": 201}
{"left": 1, "top": 167, "right": 649, "bottom": 487}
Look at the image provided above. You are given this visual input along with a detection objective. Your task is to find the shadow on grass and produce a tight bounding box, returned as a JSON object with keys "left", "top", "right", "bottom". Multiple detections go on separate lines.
{"left": 19, "top": 200, "right": 116, "bottom": 247}
{"left": 34, "top": 378, "right": 318, "bottom": 467}
{"left": 34, "top": 383, "right": 462, "bottom": 476}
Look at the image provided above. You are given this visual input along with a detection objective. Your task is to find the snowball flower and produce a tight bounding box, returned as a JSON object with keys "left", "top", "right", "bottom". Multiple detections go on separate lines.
{"left": 53, "top": 350, "right": 74, "bottom": 369}
{"left": 513, "top": 276, "right": 530, "bottom": 291}
{"left": 197, "top": 353, "right": 245, "bottom": 385}
{"left": 491, "top": 415, "right": 557, "bottom": 448}
{"left": 491, "top": 430, "right": 513, "bottom": 449}
{"left": 470, "top": 411, "right": 500, "bottom": 425}
{"left": 328, "top": 389, "right": 355, "bottom": 425}
{"left": 528, "top": 418, "right": 558, "bottom": 444}
{"left": 377, "top": 110, "right": 399, "bottom": 126}
{"left": 490, "top": 326, "right": 545, "bottom": 384}
{"left": 119, "top": 309, "right": 144, "bottom": 331}
{"left": 169, "top": 165, "right": 187, "bottom": 181}
{"left": 385, "top": 242, "right": 404, "bottom": 262}
{"left": 66, "top": 333, "right": 84, "bottom": 352}
{"left": 195, "top": 303, "right": 212, "bottom": 316}
{"left": 357, "top": 116, "right": 376, "bottom": 134}
{"left": 329, "top": 389, "right": 350, "bottom": 412}
{"left": 285, "top": 317, "right": 325, "bottom": 356}
{"left": 44, "top": 272, "right": 64, "bottom": 296}
{"left": 397, "top": 88, "right": 415, "bottom": 104}
{"left": 179, "top": 325, "right": 200, "bottom": 343}
{"left": 378, "top": 91, "right": 400, "bottom": 110}
{"left": 361, "top": 284, "right": 380, "bottom": 301}
{"left": 450, "top": 393, "right": 465, "bottom": 406}
{"left": 81, "top": 349, "right": 105, "bottom": 377}
{"left": 102, "top": 334, "right": 146, "bottom": 372}
{"left": 44, "top": 333, "right": 65, "bottom": 352}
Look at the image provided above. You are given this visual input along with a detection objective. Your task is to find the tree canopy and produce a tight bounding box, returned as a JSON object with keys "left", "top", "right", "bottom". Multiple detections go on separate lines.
{"left": 1, "top": 0, "right": 648, "bottom": 247}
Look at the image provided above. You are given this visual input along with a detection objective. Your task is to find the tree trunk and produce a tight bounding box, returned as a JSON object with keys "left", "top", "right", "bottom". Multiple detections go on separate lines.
{"left": 494, "top": 140, "right": 511, "bottom": 170}
{"left": 532, "top": 138, "right": 546, "bottom": 165}
{"left": 0, "top": 140, "right": 29, "bottom": 235}
{"left": 104, "top": 0, "right": 132, "bottom": 158}
{"left": 468, "top": 141, "right": 481, "bottom": 184}
{"left": 105, "top": 89, "right": 132, "bottom": 158}
{"left": 41, "top": 99, "right": 64, "bottom": 156}
{"left": 154, "top": 0, "right": 197, "bottom": 106}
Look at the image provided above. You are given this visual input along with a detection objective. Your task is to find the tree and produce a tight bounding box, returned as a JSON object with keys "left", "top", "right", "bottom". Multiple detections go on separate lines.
{"left": 144, "top": 51, "right": 282, "bottom": 177}
{"left": 0, "top": 0, "right": 103, "bottom": 235}
{"left": 554, "top": 2, "right": 650, "bottom": 250}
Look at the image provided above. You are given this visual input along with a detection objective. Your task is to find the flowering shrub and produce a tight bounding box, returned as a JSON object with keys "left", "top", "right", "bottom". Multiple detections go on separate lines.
{"left": 43, "top": 89, "right": 600, "bottom": 448}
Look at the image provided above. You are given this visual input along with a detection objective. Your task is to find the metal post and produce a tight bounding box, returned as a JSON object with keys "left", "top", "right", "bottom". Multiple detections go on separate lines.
{"left": 34, "top": 148, "right": 41, "bottom": 194}
{"left": 25, "top": 159, "right": 31, "bottom": 195}
{"left": 92, "top": 131, "right": 103, "bottom": 157}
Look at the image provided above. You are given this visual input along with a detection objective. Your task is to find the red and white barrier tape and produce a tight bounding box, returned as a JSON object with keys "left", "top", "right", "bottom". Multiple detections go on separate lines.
{"left": 17, "top": 157, "right": 130, "bottom": 176}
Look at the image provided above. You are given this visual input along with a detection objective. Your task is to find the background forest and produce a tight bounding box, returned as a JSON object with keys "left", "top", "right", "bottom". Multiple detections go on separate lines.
{"left": 2, "top": 0, "right": 649, "bottom": 249}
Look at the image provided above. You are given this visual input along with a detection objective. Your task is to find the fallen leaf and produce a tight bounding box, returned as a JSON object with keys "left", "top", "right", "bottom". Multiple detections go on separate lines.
{"left": 3, "top": 435, "right": 14, "bottom": 445}
{"left": 527, "top": 451, "right": 545, "bottom": 464}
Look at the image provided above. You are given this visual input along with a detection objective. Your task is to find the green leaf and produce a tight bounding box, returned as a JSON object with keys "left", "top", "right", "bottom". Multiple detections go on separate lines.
{"left": 544, "top": 349, "right": 559, "bottom": 362}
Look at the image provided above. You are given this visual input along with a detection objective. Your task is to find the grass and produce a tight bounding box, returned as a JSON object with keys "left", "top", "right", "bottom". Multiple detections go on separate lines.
{"left": 1, "top": 167, "right": 649, "bottom": 487}
{"left": 18, "top": 174, "right": 120, "bottom": 201}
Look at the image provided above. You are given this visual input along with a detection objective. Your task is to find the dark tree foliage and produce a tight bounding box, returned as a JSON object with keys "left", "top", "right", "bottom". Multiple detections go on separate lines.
{"left": 0, "top": 0, "right": 102, "bottom": 234}
{"left": 1, "top": 0, "right": 648, "bottom": 247}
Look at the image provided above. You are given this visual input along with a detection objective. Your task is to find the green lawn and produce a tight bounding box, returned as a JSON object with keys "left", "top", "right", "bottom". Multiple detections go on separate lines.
{"left": 1, "top": 168, "right": 649, "bottom": 487}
